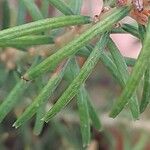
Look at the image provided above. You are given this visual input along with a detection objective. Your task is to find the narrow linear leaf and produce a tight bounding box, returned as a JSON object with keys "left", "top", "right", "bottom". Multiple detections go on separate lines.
{"left": 24, "top": 6, "right": 130, "bottom": 80}
{"left": 33, "top": 102, "right": 46, "bottom": 135}
{"left": 77, "top": 87, "right": 90, "bottom": 148}
{"left": 107, "top": 38, "right": 128, "bottom": 81}
{"left": 111, "top": 27, "right": 126, "bottom": 34}
{"left": 48, "top": 0, "right": 74, "bottom": 15}
{"left": 65, "top": 58, "right": 94, "bottom": 146}
{"left": 138, "top": 21, "right": 150, "bottom": 114}
{"left": 122, "top": 23, "right": 140, "bottom": 39}
{"left": 99, "top": 51, "right": 123, "bottom": 85}
{"left": 0, "top": 15, "right": 91, "bottom": 41}
{"left": 140, "top": 68, "right": 150, "bottom": 113}
{"left": 17, "top": 0, "right": 26, "bottom": 25}
{"left": 33, "top": 76, "right": 46, "bottom": 136}
{"left": 41, "top": 0, "right": 49, "bottom": 18}
{"left": 22, "top": 0, "right": 44, "bottom": 21}
{"left": 0, "top": 35, "right": 54, "bottom": 47}
{"left": 2, "top": 0, "right": 10, "bottom": 29}
{"left": 107, "top": 38, "right": 139, "bottom": 119}
{"left": 109, "top": 20, "right": 150, "bottom": 118}
{"left": 85, "top": 91, "right": 102, "bottom": 130}
{"left": 101, "top": 51, "right": 136, "bottom": 68}
{"left": 0, "top": 80, "right": 29, "bottom": 122}
{"left": 43, "top": 33, "right": 109, "bottom": 122}
{"left": 138, "top": 24, "right": 146, "bottom": 43}
{"left": 77, "top": 47, "right": 136, "bottom": 67}
{"left": 69, "top": 0, "right": 83, "bottom": 15}
{"left": 13, "top": 60, "right": 69, "bottom": 128}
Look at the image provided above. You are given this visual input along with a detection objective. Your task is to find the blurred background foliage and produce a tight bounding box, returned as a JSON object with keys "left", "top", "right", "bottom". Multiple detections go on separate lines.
{"left": 0, "top": 0, "right": 150, "bottom": 150}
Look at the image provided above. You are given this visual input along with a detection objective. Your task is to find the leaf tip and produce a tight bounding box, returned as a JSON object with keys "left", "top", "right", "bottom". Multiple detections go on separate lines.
{"left": 12, "top": 121, "right": 21, "bottom": 129}
{"left": 109, "top": 110, "right": 117, "bottom": 118}
{"left": 43, "top": 117, "right": 49, "bottom": 123}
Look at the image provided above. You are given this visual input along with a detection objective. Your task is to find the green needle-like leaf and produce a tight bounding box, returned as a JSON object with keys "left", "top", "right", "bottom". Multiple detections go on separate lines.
{"left": 100, "top": 51, "right": 123, "bottom": 85}
{"left": 138, "top": 24, "right": 146, "bottom": 43}
{"left": 2, "top": 0, "right": 10, "bottom": 29}
{"left": 77, "top": 47, "right": 136, "bottom": 67}
{"left": 33, "top": 77, "right": 46, "bottom": 136}
{"left": 17, "top": 0, "right": 26, "bottom": 25}
{"left": 140, "top": 68, "right": 150, "bottom": 113}
{"left": 43, "top": 33, "right": 109, "bottom": 122}
{"left": 77, "top": 87, "right": 90, "bottom": 147}
{"left": 138, "top": 22, "right": 150, "bottom": 114}
{"left": 41, "top": 0, "right": 49, "bottom": 18}
{"left": 122, "top": 23, "right": 140, "bottom": 39}
{"left": 33, "top": 102, "right": 46, "bottom": 135}
{"left": 107, "top": 38, "right": 139, "bottom": 119}
{"left": 107, "top": 38, "right": 129, "bottom": 82}
{"left": 0, "top": 15, "right": 91, "bottom": 41}
{"left": 69, "top": 0, "right": 83, "bottom": 15}
{"left": 0, "top": 35, "right": 54, "bottom": 47}
{"left": 23, "top": 0, "right": 44, "bottom": 21}
{"left": 109, "top": 20, "right": 150, "bottom": 118}
{"left": 48, "top": 0, "right": 74, "bottom": 15}
{"left": 85, "top": 91, "right": 102, "bottom": 130}
{"left": 0, "top": 80, "right": 29, "bottom": 123}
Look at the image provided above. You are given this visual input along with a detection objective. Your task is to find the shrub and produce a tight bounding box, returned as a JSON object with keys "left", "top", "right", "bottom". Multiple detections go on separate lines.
{"left": 0, "top": 0, "right": 150, "bottom": 149}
